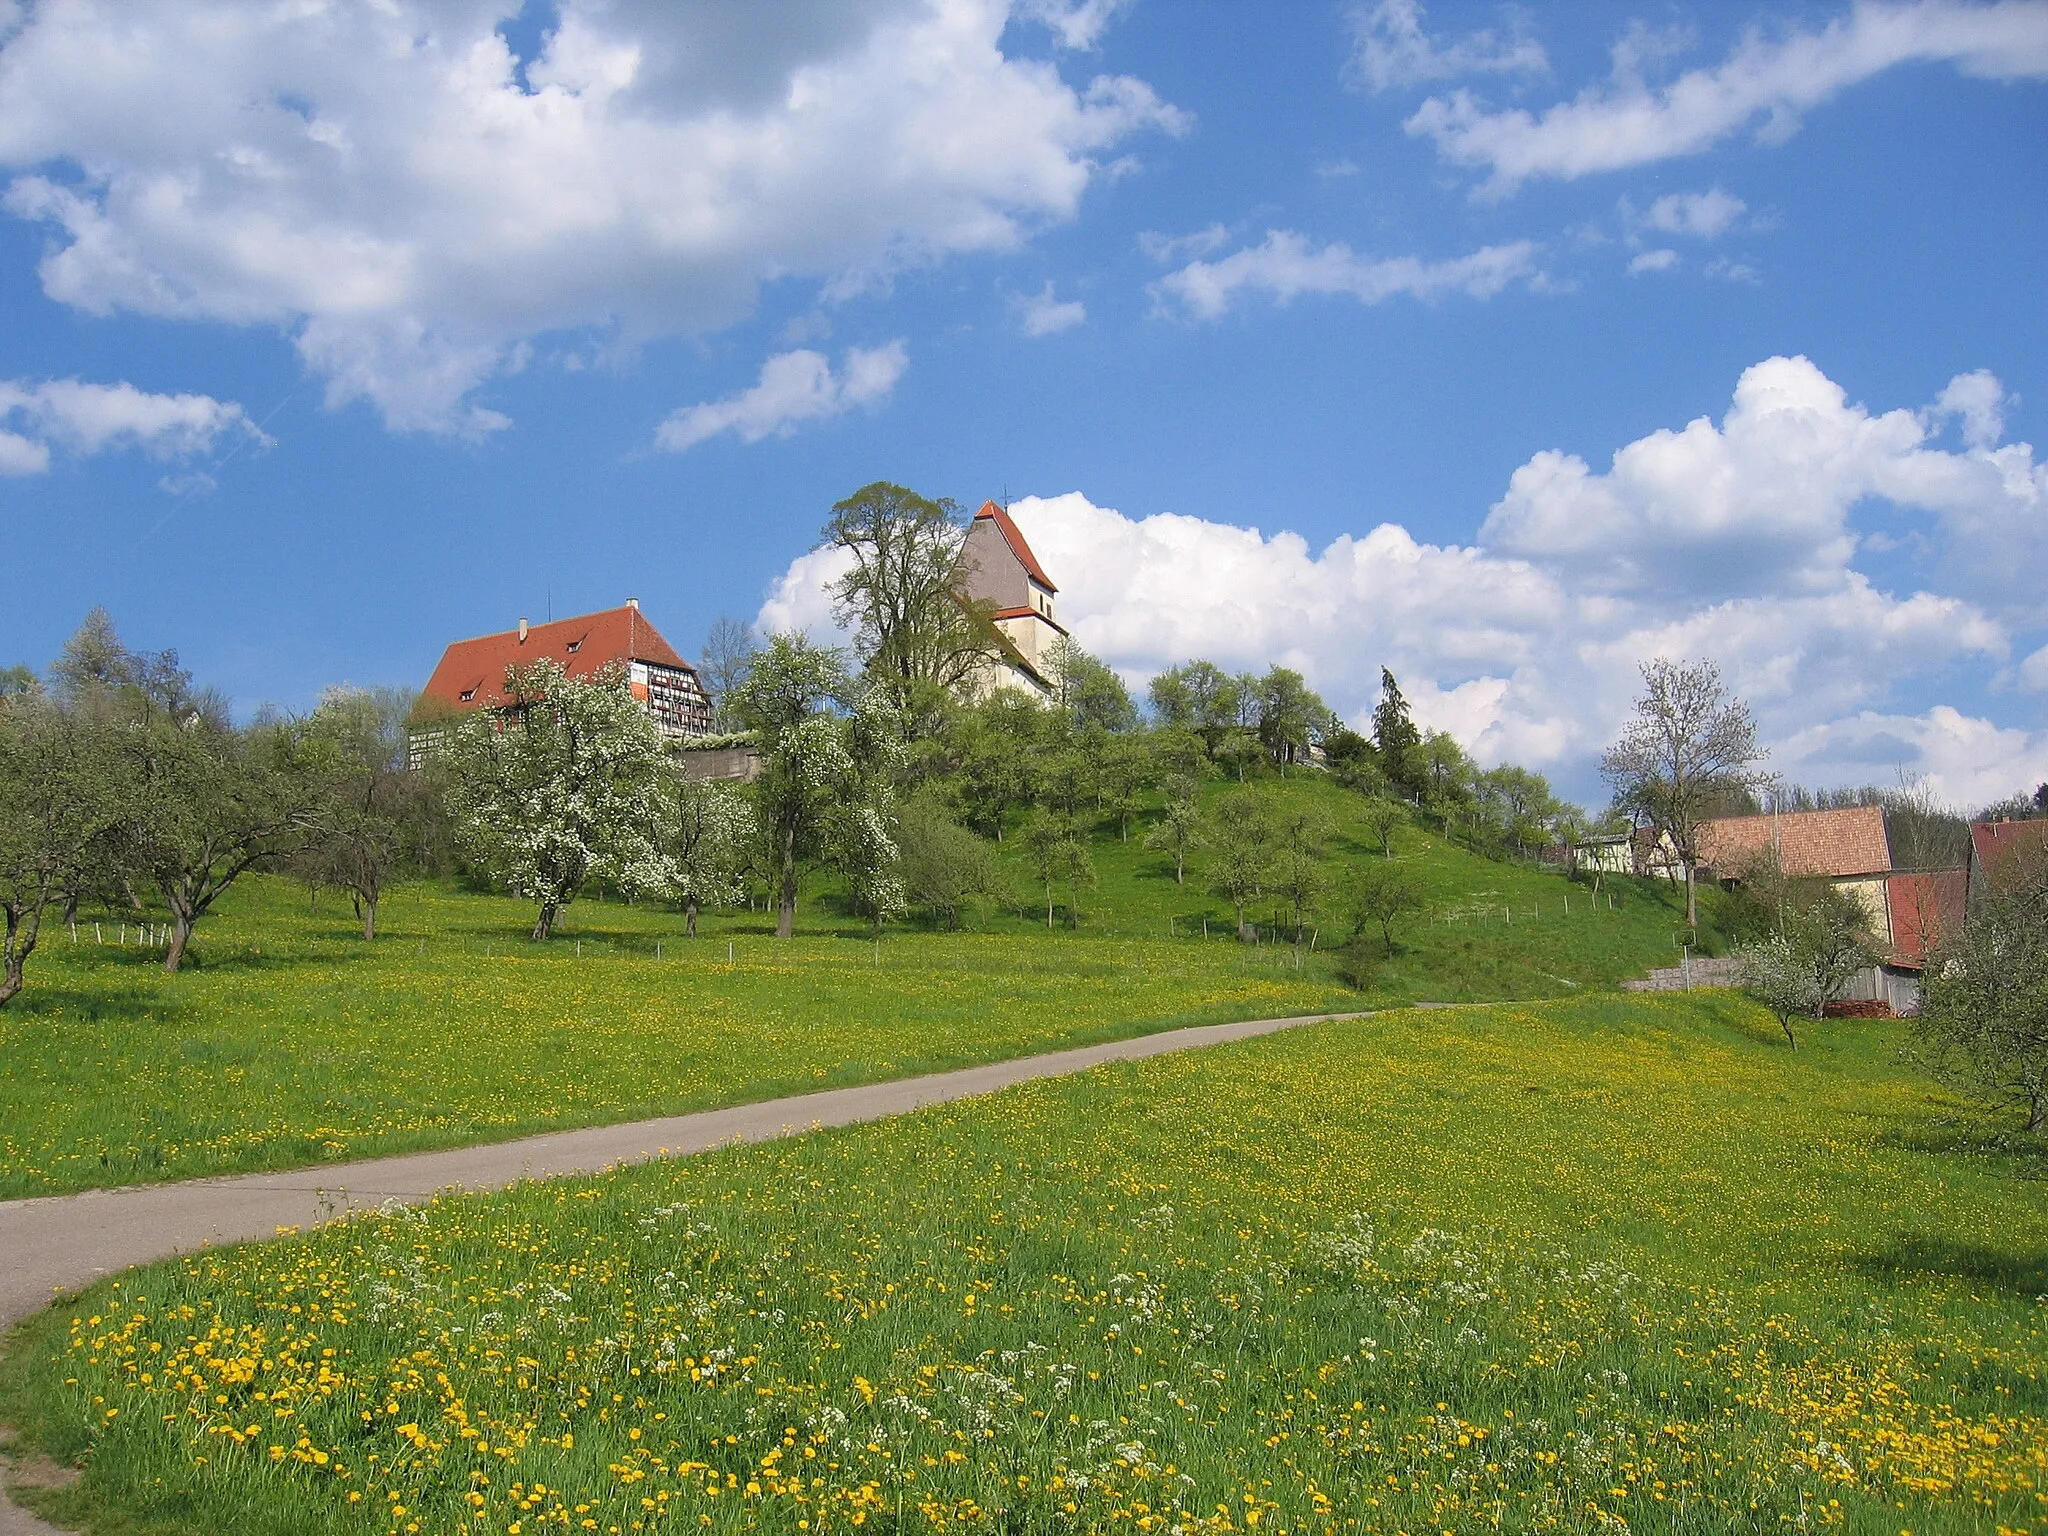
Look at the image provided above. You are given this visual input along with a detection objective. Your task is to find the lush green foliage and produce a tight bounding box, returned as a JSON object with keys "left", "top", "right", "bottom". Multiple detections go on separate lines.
{"left": 1917, "top": 856, "right": 2048, "bottom": 1130}
{"left": 6, "top": 993, "right": 2041, "bottom": 1535}
{"left": 0, "top": 771, "right": 1724, "bottom": 1198}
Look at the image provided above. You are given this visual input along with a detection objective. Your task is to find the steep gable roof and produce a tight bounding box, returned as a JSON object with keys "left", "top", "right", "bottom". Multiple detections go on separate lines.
{"left": 1971, "top": 817, "right": 2048, "bottom": 889}
{"left": 1697, "top": 805, "right": 1892, "bottom": 880}
{"left": 420, "top": 605, "right": 694, "bottom": 714}
{"left": 974, "top": 500, "right": 1057, "bottom": 593}
{"left": 1885, "top": 870, "right": 1966, "bottom": 968}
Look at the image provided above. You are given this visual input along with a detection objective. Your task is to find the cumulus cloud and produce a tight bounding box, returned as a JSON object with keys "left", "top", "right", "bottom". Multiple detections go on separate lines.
{"left": 1345, "top": 0, "right": 1547, "bottom": 92}
{"left": 1012, "top": 281, "right": 1087, "bottom": 336}
{"left": 1152, "top": 231, "right": 1539, "bottom": 319}
{"left": 655, "top": 341, "right": 908, "bottom": 451}
{"left": 1641, "top": 188, "right": 1748, "bottom": 238}
{"left": 1626, "top": 248, "right": 1679, "bottom": 275}
{"left": 757, "top": 355, "right": 2048, "bottom": 804}
{"left": 1407, "top": 0, "right": 2048, "bottom": 195}
{"left": 0, "top": 377, "right": 263, "bottom": 476}
{"left": 0, "top": 0, "right": 1183, "bottom": 434}
{"left": 1017, "top": 0, "right": 1138, "bottom": 50}
{"left": 1482, "top": 355, "right": 2048, "bottom": 619}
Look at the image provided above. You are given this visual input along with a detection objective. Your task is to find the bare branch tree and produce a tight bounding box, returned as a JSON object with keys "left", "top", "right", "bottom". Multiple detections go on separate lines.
{"left": 1601, "top": 658, "right": 1766, "bottom": 927}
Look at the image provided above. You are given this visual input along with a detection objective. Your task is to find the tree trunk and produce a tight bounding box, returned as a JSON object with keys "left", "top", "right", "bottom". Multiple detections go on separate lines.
{"left": 1174, "top": 856, "right": 1184, "bottom": 886}
{"left": 1685, "top": 864, "right": 1699, "bottom": 928}
{"left": 685, "top": 898, "right": 699, "bottom": 939}
{"left": 163, "top": 913, "right": 194, "bottom": 974}
{"left": 531, "top": 902, "right": 558, "bottom": 942}
{"left": 1, "top": 903, "right": 33, "bottom": 1007}
{"left": 361, "top": 894, "right": 378, "bottom": 942}
{"left": 1236, "top": 901, "right": 1253, "bottom": 942}
{"left": 2029, "top": 1093, "right": 2044, "bottom": 1134}
{"left": 1780, "top": 1014, "right": 1798, "bottom": 1049}
{"left": 777, "top": 824, "right": 797, "bottom": 939}
{"left": 1045, "top": 886, "right": 1054, "bottom": 929}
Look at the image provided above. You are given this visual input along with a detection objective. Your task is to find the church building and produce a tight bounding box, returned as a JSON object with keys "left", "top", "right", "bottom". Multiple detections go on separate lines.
{"left": 959, "top": 500, "right": 1066, "bottom": 699}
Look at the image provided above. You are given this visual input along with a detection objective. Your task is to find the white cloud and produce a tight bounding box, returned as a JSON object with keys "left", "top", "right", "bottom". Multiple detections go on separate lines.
{"left": 1407, "top": 0, "right": 2048, "bottom": 195}
{"left": 1017, "top": 0, "right": 1137, "bottom": 50}
{"left": 1929, "top": 367, "right": 2007, "bottom": 449}
{"left": 1643, "top": 188, "right": 1747, "bottom": 238}
{"left": 1626, "top": 248, "right": 1679, "bottom": 275}
{"left": 758, "top": 355, "right": 2048, "bottom": 803}
{"left": 2018, "top": 641, "right": 2048, "bottom": 692}
{"left": 1137, "top": 224, "right": 1232, "bottom": 263}
{"left": 0, "top": 429, "right": 48, "bottom": 476}
{"left": 0, "top": 1, "right": 1183, "bottom": 435}
{"left": 1012, "top": 281, "right": 1087, "bottom": 336}
{"left": 0, "top": 377, "right": 263, "bottom": 475}
{"left": 1345, "top": 0, "right": 1547, "bottom": 92}
{"left": 1772, "top": 706, "right": 2048, "bottom": 811}
{"left": 1481, "top": 355, "right": 2048, "bottom": 620}
{"left": 756, "top": 543, "right": 857, "bottom": 642}
{"left": 1152, "top": 231, "right": 1539, "bottom": 319}
{"left": 655, "top": 341, "right": 908, "bottom": 452}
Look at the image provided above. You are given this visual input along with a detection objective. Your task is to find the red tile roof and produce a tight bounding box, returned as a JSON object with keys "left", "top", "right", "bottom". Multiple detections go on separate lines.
{"left": 1697, "top": 805, "right": 1892, "bottom": 880}
{"left": 975, "top": 501, "right": 1057, "bottom": 593}
{"left": 1885, "top": 870, "right": 1966, "bottom": 968}
{"left": 420, "top": 605, "right": 695, "bottom": 714}
{"left": 1971, "top": 818, "right": 2048, "bottom": 889}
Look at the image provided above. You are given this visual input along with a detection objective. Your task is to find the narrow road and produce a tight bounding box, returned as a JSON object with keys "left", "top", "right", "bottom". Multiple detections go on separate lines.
{"left": 0, "top": 1010, "right": 1362, "bottom": 1536}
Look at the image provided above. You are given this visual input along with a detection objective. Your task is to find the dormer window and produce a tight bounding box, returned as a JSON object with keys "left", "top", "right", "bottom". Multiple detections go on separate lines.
{"left": 459, "top": 687, "right": 477, "bottom": 702}
{"left": 566, "top": 640, "right": 582, "bottom": 654}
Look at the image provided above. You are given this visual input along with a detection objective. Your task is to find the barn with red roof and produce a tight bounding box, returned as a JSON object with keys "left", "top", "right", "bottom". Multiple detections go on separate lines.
{"left": 413, "top": 600, "right": 711, "bottom": 755}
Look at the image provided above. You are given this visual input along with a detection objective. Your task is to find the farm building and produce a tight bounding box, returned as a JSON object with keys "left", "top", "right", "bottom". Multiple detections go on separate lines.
{"left": 1696, "top": 805, "right": 1893, "bottom": 932}
{"left": 1967, "top": 816, "right": 2048, "bottom": 908}
{"left": 411, "top": 600, "right": 712, "bottom": 759}
{"left": 959, "top": 500, "right": 1066, "bottom": 700}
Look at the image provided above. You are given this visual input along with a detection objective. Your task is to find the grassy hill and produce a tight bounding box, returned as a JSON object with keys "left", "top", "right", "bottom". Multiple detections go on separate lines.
{"left": 7, "top": 992, "right": 2038, "bottom": 1535}
{"left": 0, "top": 776, "right": 1714, "bottom": 1198}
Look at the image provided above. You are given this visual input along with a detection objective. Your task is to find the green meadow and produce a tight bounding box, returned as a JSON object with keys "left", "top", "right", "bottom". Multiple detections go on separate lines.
{"left": 0, "top": 777, "right": 1712, "bottom": 1198}
{"left": 6, "top": 993, "right": 2040, "bottom": 1535}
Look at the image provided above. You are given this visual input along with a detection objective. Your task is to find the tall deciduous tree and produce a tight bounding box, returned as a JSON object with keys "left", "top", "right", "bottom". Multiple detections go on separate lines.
{"left": 1143, "top": 773, "right": 1204, "bottom": 885}
{"left": 1149, "top": 661, "right": 1245, "bottom": 761}
{"left": 731, "top": 634, "right": 902, "bottom": 938}
{"left": 1049, "top": 639, "right": 1137, "bottom": 733}
{"left": 1020, "top": 808, "right": 1095, "bottom": 929}
{"left": 1916, "top": 854, "right": 2048, "bottom": 1129}
{"left": 1601, "top": 658, "right": 1766, "bottom": 928}
{"left": 299, "top": 685, "right": 425, "bottom": 939}
{"left": 1204, "top": 788, "right": 1277, "bottom": 940}
{"left": 1253, "top": 667, "right": 1334, "bottom": 773}
{"left": 0, "top": 693, "right": 119, "bottom": 1005}
{"left": 698, "top": 616, "right": 760, "bottom": 728}
{"left": 1352, "top": 863, "right": 1422, "bottom": 955}
{"left": 822, "top": 481, "right": 996, "bottom": 708}
{"left": 650, "top": 773, "right": 753, "bottom": 937}
{"left": 1271, "top": 801, "right": 1333, "bottom": 945}
{"left": 445, "top": 659, "right": 667, "bottom": 941}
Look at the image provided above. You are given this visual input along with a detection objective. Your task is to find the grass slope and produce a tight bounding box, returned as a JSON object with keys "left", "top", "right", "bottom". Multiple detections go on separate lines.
{"left": 5, "top": 993, "right": 2039, "bottom": 1534}
{"left": 0, "top": 776, "right": 1712, "bottom": 1197}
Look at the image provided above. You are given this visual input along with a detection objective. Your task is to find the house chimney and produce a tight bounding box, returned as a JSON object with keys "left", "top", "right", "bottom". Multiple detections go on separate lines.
{"left": 626, "top": 596, "right": 639, "bottom": 611}
{"left": 518, "top": 617, "right": 529, "bottom": 643}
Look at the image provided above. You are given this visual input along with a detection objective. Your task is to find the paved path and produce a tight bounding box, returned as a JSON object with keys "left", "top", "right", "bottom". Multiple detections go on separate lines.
{"left": 0, "top": 1010, "right": 1362, "bottom": 1536}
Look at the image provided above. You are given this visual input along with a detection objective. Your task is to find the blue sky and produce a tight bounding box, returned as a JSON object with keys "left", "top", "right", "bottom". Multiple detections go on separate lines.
{"left": 1, "top": 0, "right": 2044, "bottom": 805}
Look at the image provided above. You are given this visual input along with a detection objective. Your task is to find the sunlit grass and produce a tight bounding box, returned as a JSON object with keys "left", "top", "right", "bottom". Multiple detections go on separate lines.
{"left": 7, "top": 992, "right": 2040, "bottom": 1534}
{"left": 0, "top": 778, "right": 1713, "bottom": 1199}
